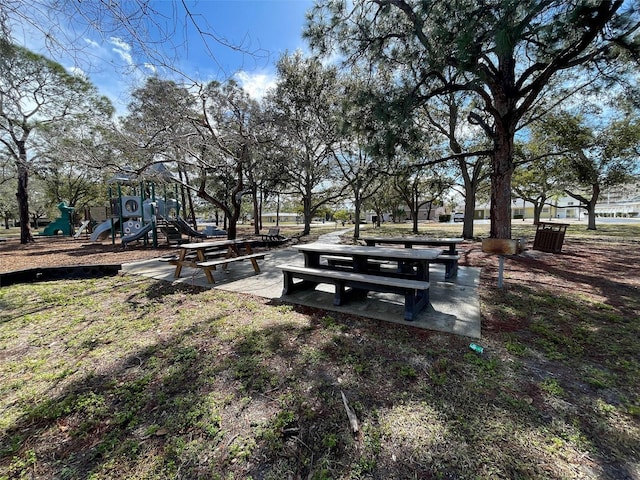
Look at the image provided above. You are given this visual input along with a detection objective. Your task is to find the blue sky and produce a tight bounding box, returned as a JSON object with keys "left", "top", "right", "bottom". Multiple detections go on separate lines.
{"left": 17, "top": 0, "right": 316, "bottom": 112}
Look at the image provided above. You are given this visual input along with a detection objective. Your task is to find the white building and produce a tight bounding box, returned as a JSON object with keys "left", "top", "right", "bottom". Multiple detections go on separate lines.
{"left": 472, "top": 180, "right": 640, "bottom": 220}
{"left": 260, "top": 212, "right": 301, "bottom": 224}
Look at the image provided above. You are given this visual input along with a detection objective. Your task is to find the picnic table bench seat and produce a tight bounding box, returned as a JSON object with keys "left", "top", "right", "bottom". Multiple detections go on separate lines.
{"left": 158, "top": 249, "right": 230, "bottom": 264}
{"left": 431, "top": 254, "right": 460, "bottom": 279}
{"left": 323, "top": 254, "right": 385, "bottom": 270}
{"left": 279, "top": 264, "right": 430, "bottom": 321}
{"left": 197, "top": 252, "right": 265, "bottom": 272}
{"left": 323, "top": 252, "right": 459, "bottom": 279}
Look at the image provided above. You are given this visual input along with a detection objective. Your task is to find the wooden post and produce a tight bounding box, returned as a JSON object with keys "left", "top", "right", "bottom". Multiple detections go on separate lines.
{"left": 498, "top": 255, "right": 505, "bottom": 289}
{"left": 482, "top": 239, "right": 518, "bottom": 289}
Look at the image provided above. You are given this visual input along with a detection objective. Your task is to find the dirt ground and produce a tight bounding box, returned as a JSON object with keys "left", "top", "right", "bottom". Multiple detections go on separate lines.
{"left": 0, "top": 237, "right": 170, "bottom": 273}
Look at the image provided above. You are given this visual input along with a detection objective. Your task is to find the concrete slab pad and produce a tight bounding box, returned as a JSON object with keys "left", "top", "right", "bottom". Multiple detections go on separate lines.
{"left": 121, "top": 246, "right": 481, "bottom": 339}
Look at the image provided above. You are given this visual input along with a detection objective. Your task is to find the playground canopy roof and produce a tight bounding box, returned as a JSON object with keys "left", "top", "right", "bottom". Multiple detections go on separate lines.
{"left": 107, "top": 164, "right": 176, "bottom": 185}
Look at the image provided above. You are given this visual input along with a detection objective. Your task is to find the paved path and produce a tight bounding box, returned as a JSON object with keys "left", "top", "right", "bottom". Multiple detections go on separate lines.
{"left": 121, "top": 231, "right": 481, "bottom": 338}
{"left": 317, "top": 228, "right": 353, "bottom": 243}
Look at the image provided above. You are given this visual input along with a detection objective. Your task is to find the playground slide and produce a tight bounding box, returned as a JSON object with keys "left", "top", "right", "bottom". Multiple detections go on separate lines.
{"left": 73, "top": 220, "right": 91, "bottom": 239}
{"left": 172, "top": 217, "right": 208, "bottom": 238}
{"left": 121, "top": 222, "right": 154, "bottom": 247}
{"left": 90, "top": 218, "right": 118, "bottom": 242}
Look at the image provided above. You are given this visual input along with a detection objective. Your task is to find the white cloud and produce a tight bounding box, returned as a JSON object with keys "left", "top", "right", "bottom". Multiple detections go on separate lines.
{"left": 143, "top": 63, "right": 157, "bottom": 74}
{"left": 84, "top": 38, "right": 100, "bottom": 49}
{"left": 234, "top": 70, "right": 277, "bottom": 100}
{"left": 68, "top": 66, "right": 88, "bottom": 79}
{"left": 109, "top": 37, "right": 133, "bottom": 66}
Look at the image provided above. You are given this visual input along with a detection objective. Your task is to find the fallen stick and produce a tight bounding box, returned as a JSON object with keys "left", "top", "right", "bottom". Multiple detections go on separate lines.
{"left": 341, "top": 390, "right": 359, "bottom": 433}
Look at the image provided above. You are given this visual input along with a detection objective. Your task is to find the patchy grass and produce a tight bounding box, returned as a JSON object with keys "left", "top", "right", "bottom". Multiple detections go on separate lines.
{"left": 0, "top": 227, "right": 639, "bottom": 479}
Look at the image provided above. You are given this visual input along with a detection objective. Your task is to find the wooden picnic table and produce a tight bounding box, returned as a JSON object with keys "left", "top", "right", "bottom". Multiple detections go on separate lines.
{"left": 360, "top": 236, "right": 464, "bottom": 255}
{"left": 171, "top": 238, "right": 260, "bottom": 283}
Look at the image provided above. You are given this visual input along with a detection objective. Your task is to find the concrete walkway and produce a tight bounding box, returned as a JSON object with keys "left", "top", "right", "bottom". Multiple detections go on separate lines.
{"left": 121, "top": 230, "right": 481, "bottom": 338}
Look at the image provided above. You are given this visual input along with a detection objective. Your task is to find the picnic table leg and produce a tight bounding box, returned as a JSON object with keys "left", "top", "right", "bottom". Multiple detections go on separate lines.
{"left": 350, "top": 256, "right": 371, "bottom": 296}
{"left": 403, "top": 292, "right": 416, "bottom": 321}
{"left": 405, "top": 287, "right": 429, "bottom": 321}
{"left": 198, "top": 250, "right": 215, "bottom": 283}
{"left": 304, "top": 252, "right": 321, "bottom": 268}
{"left": 217, "top": 245, "right": 240, "bottom": 273}
{"left": 352, "top": 256, "right": 368, "bottom": 273}
{"left": 239, "top": 242, "right": 260, "bottom": 272}
{"left": 444, "top": 261, "right": 458, "bottom": 279}
{"left": 173, "top": 250, "right": 188, "bottom": 278}
{"left": 415, "top": 261, "right": 429, "bottom": 282}
{"left": 249, "top": 257, "right": 261, "bottom": 273}
{"left": 203, "top": 267, "right": 216, "bottom": 283}
{"left": 333, "top": 281, "right": 347, "bottom": 305}
{"left": 397, "top": 260, "right": 415, "bottom": 276}
{"left": 282, "top": 271, "right": 294, "bottom": 295}
{"left": 282, "top": 271, "right": 316, "bottom": 295}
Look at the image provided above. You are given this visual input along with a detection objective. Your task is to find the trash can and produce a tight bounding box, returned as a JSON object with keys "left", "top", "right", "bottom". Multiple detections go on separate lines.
{"left": 533, "top": 222, "right": 569, "bottom": 253}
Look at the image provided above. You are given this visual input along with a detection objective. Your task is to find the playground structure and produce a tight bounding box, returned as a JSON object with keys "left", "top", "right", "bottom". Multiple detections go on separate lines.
{"left": 90, "top": 173, "right": 225, "bottom": 247}
{"left": 38, "top": 202, "right": 75, "bottom": 236}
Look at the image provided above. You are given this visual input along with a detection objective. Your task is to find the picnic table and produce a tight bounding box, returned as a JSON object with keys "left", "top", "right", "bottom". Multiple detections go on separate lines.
{"left": 168, "top": 239, "right": 263, "bottom": 284}
{"left": 361, "top": 236, "right": 463, "bottom": 254}
{"left": 298, "top": 243, "right": 441, "bottom": 281}
{"left": 360, "top": 236, "right": 464, "bottom": 278}
{"left": 278, "top": 243, "right": 441, "bottom": 321}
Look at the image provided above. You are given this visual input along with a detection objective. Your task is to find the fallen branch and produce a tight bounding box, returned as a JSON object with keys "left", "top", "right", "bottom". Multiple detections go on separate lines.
{"left": 341, "top": 390, "right": 359, "bottom": 434}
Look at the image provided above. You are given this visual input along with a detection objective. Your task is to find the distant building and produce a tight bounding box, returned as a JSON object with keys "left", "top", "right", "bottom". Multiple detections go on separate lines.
{"left": 260, "top": 212, "right": 301, "bottom": 224}
{"left": 474, "top": 200, "right": 556, "bottom": 221}
{"left": 473, "top": 180, "right": 640, "bottom": 220}
{"left": 363, "top": 204, "right": 447, "bottom": 223}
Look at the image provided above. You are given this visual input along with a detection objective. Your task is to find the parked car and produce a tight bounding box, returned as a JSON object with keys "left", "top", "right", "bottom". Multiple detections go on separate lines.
{"left": 453, "top": 212, "right": 464, "bottom": 222}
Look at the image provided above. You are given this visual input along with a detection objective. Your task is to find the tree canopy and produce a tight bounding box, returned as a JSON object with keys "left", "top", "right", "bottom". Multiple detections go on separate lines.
{"left": 305, "top": 0, "right": 640, "bottom": 238}
{"left": 0, "top": 40, "right": 112, "bottom": 242}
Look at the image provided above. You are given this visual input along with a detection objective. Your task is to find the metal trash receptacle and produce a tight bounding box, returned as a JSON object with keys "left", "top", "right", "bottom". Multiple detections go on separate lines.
{"left": 533, "top": 222, "right": 569, "bottom": 253}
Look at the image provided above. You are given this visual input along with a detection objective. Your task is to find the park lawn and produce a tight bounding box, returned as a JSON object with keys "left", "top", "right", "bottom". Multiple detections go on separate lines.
{"left": 0, "top": 225, "right": 638, "bottom": 479}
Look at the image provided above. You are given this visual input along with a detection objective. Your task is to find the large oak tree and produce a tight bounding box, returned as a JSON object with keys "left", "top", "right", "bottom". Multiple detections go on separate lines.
{"left": 266, "top": 52, "right": 345, "bottom": 236}
{"left": 0, "top": 41, "right": 112, "bottom": 243}
{"left": 306, "top": 0, "right": 639, "bottom": 238}
{"left": 540, "top": 109, "right": 640, "bottom": 230}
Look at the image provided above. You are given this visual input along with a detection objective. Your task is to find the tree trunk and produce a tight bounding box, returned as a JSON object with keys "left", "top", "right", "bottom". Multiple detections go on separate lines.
{"left": 252, "top": 187, "right": 260, "bottom": 235}
{"left": 16, "top": 149, "right": 33, "bottom": 244}
{"left": 184, "top": 175, "right": 197, "bottom": 228}
{"left": 586, "top": 183, "right": 600, "bottom": 230}
{"left": 197, "top": 185, "right": 234, "bottom": 240}
{"left": 533, "top": 202, "right": 543, "bottom": 225}
{"left": 411, "top": 187, "right": 419, "bottom": 234}
{"left": 302, "top": 211, "right": 312, "bottom": 236}
{"left": 227, "top": 197, "right": 241, "bottom": 240}
{"left": 302, "top": 195, "right": 312, "bottom": 236}
{"left": 564, "top": 185, "right": 599, "bottom": 231}
{"left": 353, "top": 200, "right": 361, "bottom": 239}
{"left": 586, "top": 205, "right": 597, "bottom": 230}
{"left": 489, "top": 132, "right": 515, "bottom": 239}
{"left": 375, "top": 208, "right": 382, "bottom": 227}
{"left": 462, "top": 181, "right": 476, "bottom": 239}
{"left": 226, "top": 218, "right": 237, "bottom": 239}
